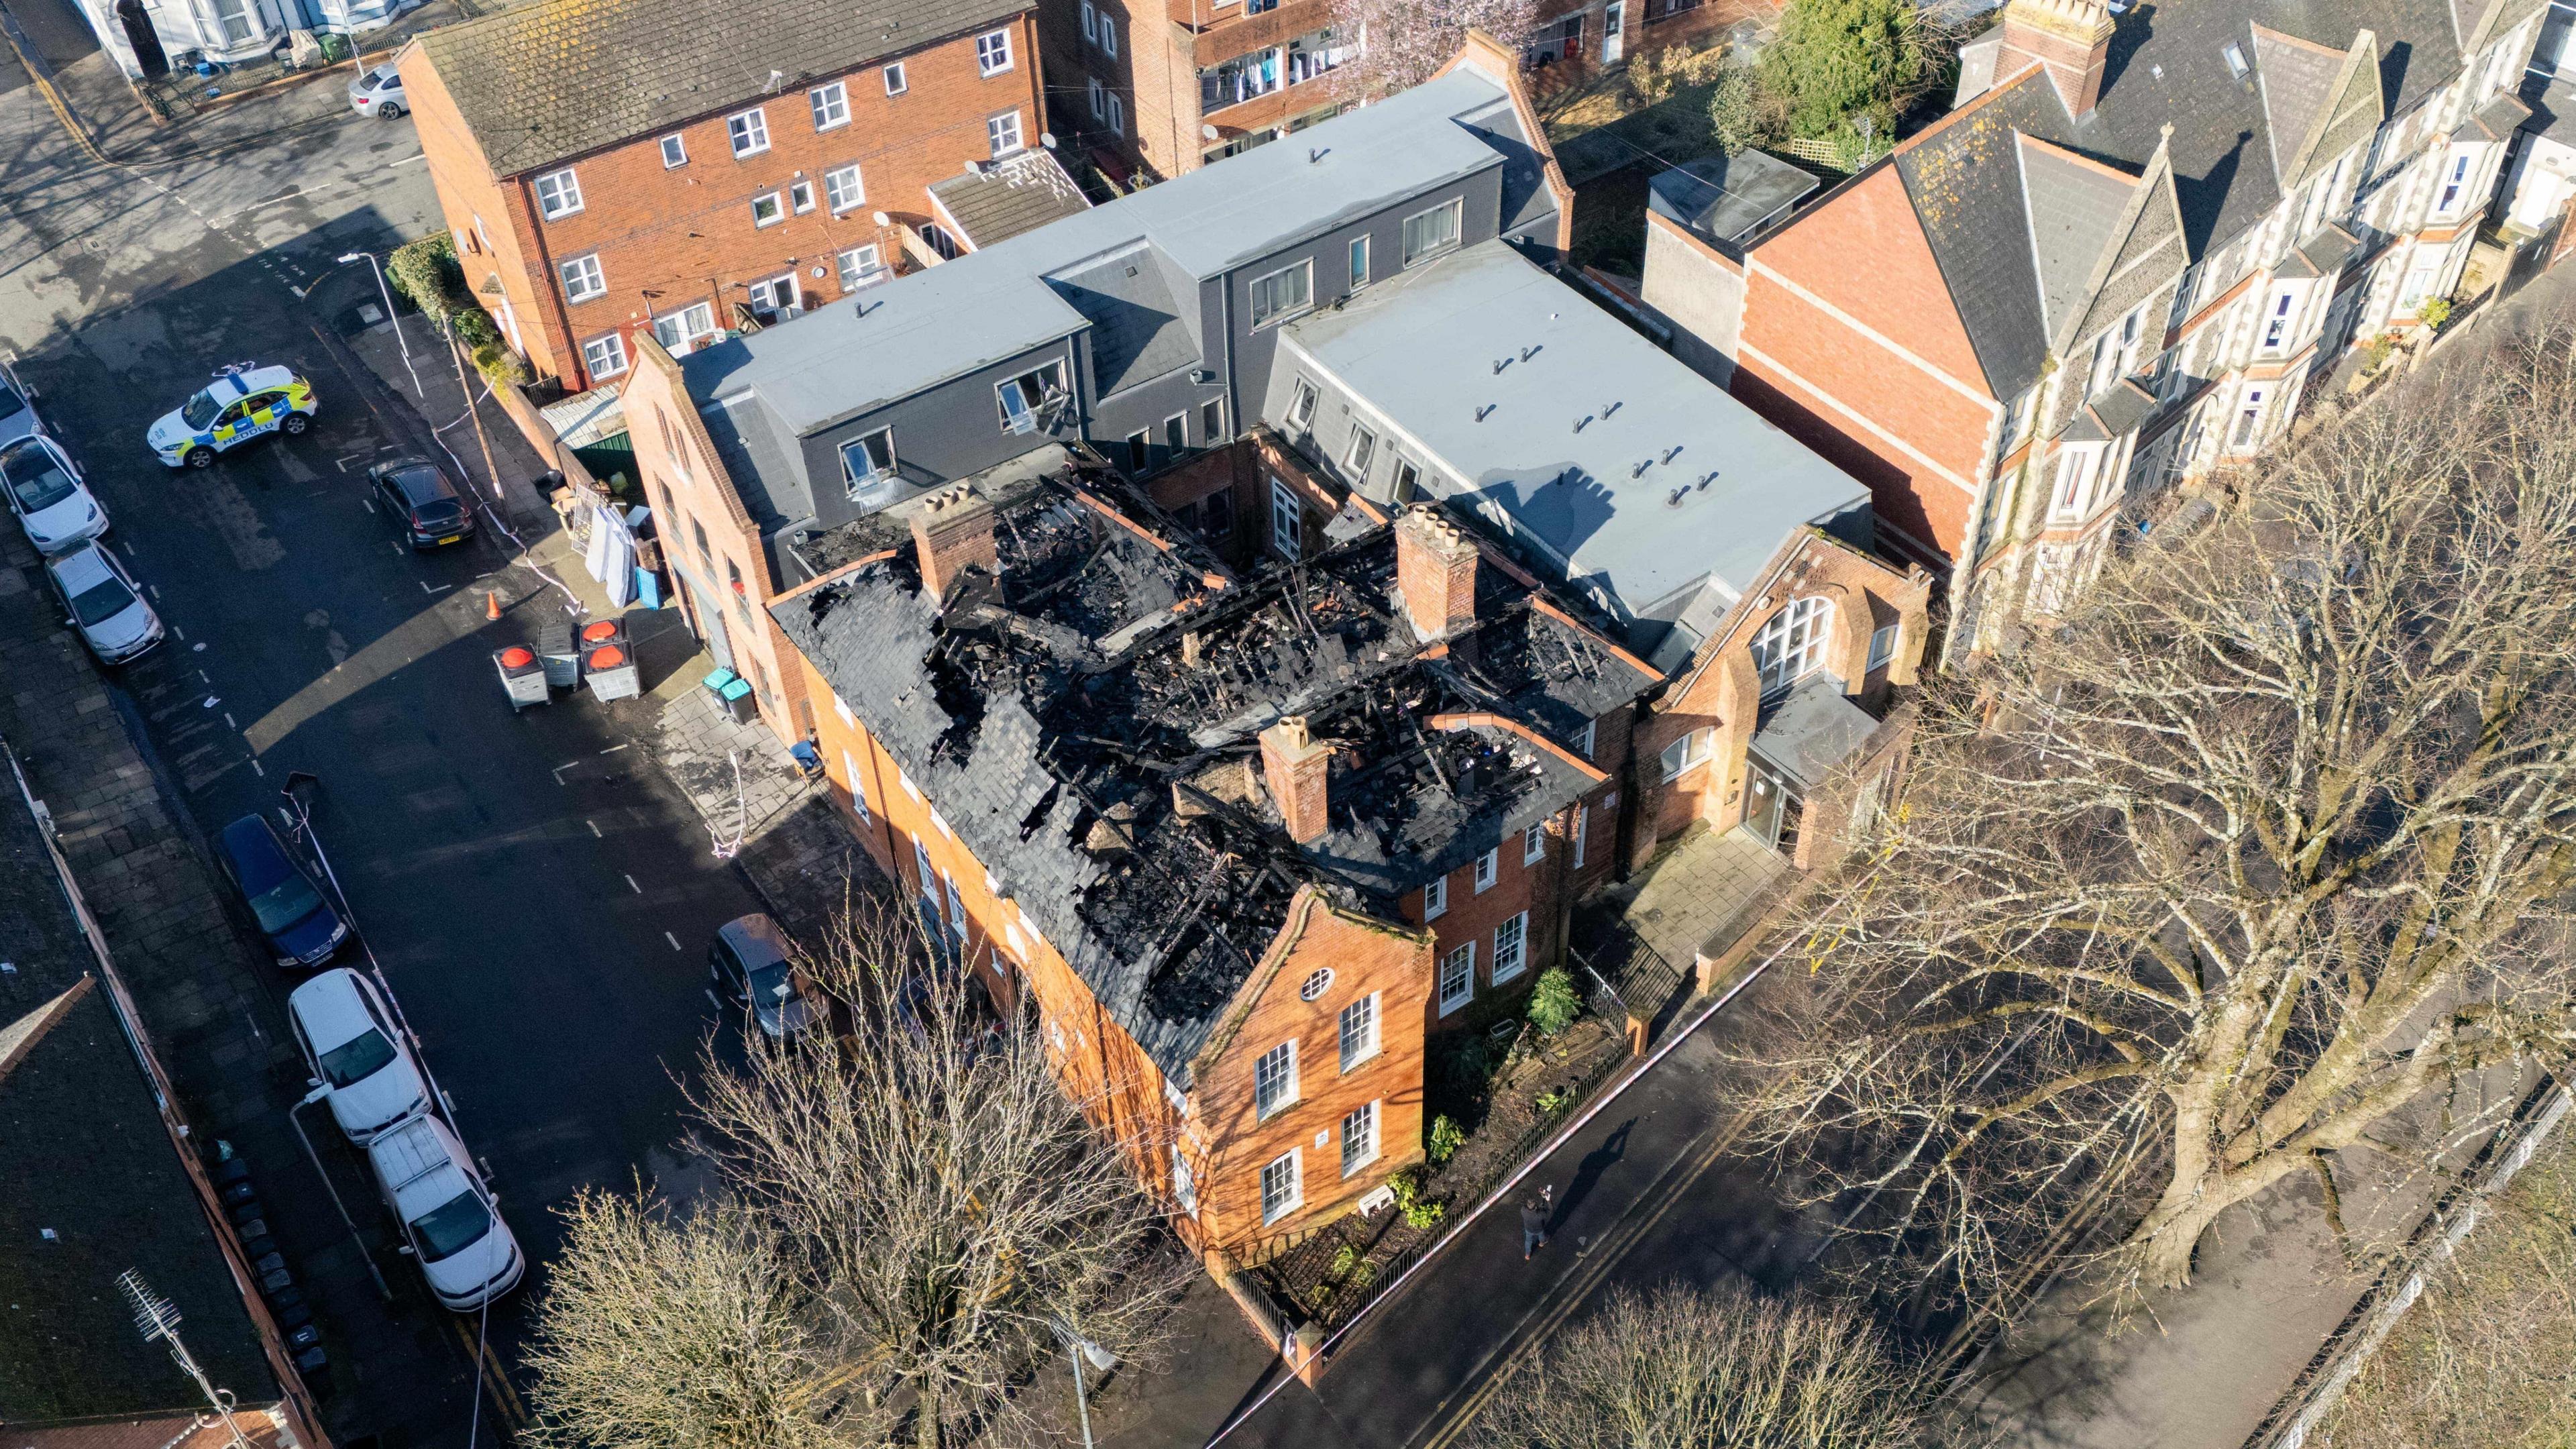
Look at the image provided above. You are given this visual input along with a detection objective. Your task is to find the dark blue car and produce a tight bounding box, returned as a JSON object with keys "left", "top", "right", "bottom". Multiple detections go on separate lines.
{"left": 218, "top": 814, "right": 347, "bottom": 970}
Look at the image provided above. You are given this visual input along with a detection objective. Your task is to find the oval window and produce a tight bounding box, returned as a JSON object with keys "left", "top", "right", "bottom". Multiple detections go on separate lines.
{"left": 1299, "top": 967, "right": 1334, "bottom": 1002}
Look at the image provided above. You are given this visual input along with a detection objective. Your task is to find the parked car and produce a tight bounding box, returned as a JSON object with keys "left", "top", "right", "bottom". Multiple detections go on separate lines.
{"left": 147, "top": 366, "right": 317, "bottom": 470}
{"left": 0, "top": 356, "right": 42, "bottom": 449}
{"left": 708, "top": 914, "right": 823, "bottom": 1037}
{"left": 44, "top": 542, "right": 161, "bottom": 664}
{"left": 370, "top": 457, "right": 478, "bottom": 549}
{"left": 288, "top": 968, "right": 431, "bottom": 1143}
{"left": 215, "top": 814, "right": 347, "bottom": 971}
{"left": 347, "top": 64, "right": 405, "bottom": 119}
{"left": 1, "top": 436, "right": 106, "bottom": 557}
{"left": 366, "top": 1115, "right": 524, "bottom": 1311}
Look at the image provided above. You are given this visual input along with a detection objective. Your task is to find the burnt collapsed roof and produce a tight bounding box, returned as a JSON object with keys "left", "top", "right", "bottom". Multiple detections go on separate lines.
{"left": 775, "top": 470, "right": 1654, "bottom": 1080}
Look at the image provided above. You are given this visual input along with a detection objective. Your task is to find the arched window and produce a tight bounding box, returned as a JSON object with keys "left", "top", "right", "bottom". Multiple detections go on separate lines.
{"left": 1751, "top": 596, "right": 1832, "bottom": 695}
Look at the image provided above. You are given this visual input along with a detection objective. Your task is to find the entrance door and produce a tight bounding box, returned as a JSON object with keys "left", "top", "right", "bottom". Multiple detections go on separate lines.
{"left": 1743, "top": 756, "right": 1803, "bottom": 855}
{"left": 1601, "top": 1, "right": 1625, "bottom": 64}
{"left": 117, "top": 0, "right": 168, "bottom": 76}
{"left": 688, "top": 578, "right": 735, "bottom": 672}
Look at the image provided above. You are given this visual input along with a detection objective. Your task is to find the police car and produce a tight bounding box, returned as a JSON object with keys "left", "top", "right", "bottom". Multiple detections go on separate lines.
{"left": 147, "top": 366, "right": 317, "bottom": 470}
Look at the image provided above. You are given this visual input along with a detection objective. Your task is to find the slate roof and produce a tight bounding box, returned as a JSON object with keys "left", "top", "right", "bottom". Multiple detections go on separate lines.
{"left": 0, "top": 763, "right": 276, "bottom": 1424}
{"left": 774, "top": 465, "right": 1651, "bottom": 1081}
{"left": 415, "top": 0, "right": 1028, "bottom": 177}
{"left": 2019, "top": 136, "right": 2140, "bottom": 343}
{"left": 1277, "top": 240, "right": 1871, "bottom": 629}
{"left": 928, "top": 150, "right": 1094, "bottom": 250}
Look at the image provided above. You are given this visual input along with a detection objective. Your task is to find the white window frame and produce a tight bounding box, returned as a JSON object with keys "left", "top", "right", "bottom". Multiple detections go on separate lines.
{"left": 810, "top": 80, "right": 849, "bottom": 130}
{"left": 1401, "top": 197, "right": 1463, "bottom": 267}
{"left": 580, "top": 330, "right": 629, "bottom": 379}
{"left": 1254, "top": 1040, "right": 1299, "bottom": 1119}
{"left": 1421, "top": 873, "right": 1448, "bottom": 920}
{"left": 823, "top": 162, "right": 867, "bottom": 215}
{"left": 1287, "top": 376, "right": 1320, "bottom": 429}
{"left": 884, "top": 61, "right": 908, "bottom": 95}
{"left": 1523, "top": 821, "right": 1546, "bottom": 865}
{"left": 750, "top": 191, "right": 786, "bottom": 227}
{"left": 1082, "top": 0, "right": 1096, "bottom": 41}
{"left": 652, "top": 301, "right": 716, "bottom": 353}
{"left": 2437, "top": 150, "right": 2473, "bottom": 212}
{"left": 976, "top": 28, "right": 1014, "bottom": 76}
{"left": 2231, "top": 385, "right": 2269, "bottom": 451}
{"left": 1438, "top": 941, "right": 1475, "bottom": 1015}
{"left": 1473, "top": 847, "right": 1499, "bottom": 893}
{"left": 1660, "top": 727, "right": 1713, "bottom": 782}
{"left": 987, "top": 109, "right": 1025, "bottom": 156}
{"left": 533, "top": 167, "right": 584, "bottom": 220}
{"left": 1249, "top": 258, "right": 1313, "bottom": 327}
{"left": 557, "top": 252, "right": 606, "bottom": 303}
{"left": 1270, "top": 477, "right": 1302, "bottom": 559}
{"left": 1572, "top": 803, "right": 1589, "bottom": 869}
{"left": 1099, "top": 11, "right": 1118, "bottom": 57}
{"left": 837, "top": 244, "right": 885, "bottom": 292}
{"left": 1344, "top": 424, "right": 1377, "bottom": 476}
{"left": 843, "top": 750, "right": 871, "bottom": 825}
{"left": 1107, "top": 89, "right": 1124, "bottom": 136}
{"left": 2051, "top": 445, "right": 2100, "bottom": 520}
{"left": 996, "top": 361, "right": 1067, "bottom": 433}
{"left": 1260, "top": 1149, "right": 1303, "bottom": 1224}
{"left": 790, "top": 178, "right": 816, "bottom": 215}
{"left": 658, "top": 133, "right": 688, "bottom": 168}
{"left": 1574, "top": 720, "right": 1595, "bottom": 758}
{"left": 841, "top": 427, "right": 896, "bottom": 496}
{"left": 727, "top": 107, "right": 771, "bottom": 157}
{"left": 1751, "top": 596, "right": 1832, "bottom": 695}
{"left": 1868, "top": 623, "right": 1898, "bottom": 673}
{"left": 1088, "top": 76, "right": 1106, "bottom": 119}
{"left": 1171, "top": 1144, "right": 1197, "bottom": 1214}
{"left": 1340, "top": 1100, "right": 1380, "bottom": 1178}
{"left": 1349, "top": 233, "right": 1371, "bottom": 288}
{"left": 1339, "top": 991, "right": 1380, "bottom": 1071}
{"left": 1492, "top": 911, "right": 1527, "bottom": 984}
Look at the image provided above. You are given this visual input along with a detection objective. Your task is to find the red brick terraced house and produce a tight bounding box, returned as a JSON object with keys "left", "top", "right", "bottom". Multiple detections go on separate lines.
{"left": 1043, "top": 0, "right": 1754, "bottom": 184}
{"left": 1640, "top": 0, "right": 2548, "bottom": 658}
{"left": 401, "top": 0, "right": 1085, "bottom": 394}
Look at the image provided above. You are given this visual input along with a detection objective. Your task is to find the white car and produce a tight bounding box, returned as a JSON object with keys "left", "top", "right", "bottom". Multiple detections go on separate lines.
{"left": 367, "top": 1116, "right": 524, "bottom": 1311}
{"left": 0, "top": 356, "right": 42, "bottom": 451}
{"left": 44, "top": 542, "right": 162, "bottom": 664}
{"left": 288, "top": 969, "right": 431, "bottom": 1143}
{"left": 348, "top": 64, "right": 405, "bottom": 119}
{"left": 1, "top": 436, "right": 106, "bottom": 557}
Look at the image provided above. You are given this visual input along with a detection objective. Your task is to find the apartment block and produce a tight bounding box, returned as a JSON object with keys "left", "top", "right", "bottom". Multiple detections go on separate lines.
{"left": 402, "top": 0, "right": 1075, "bottom": 393}
{"left": 1640, "top": 0, "right": 2547, "bottom": 657}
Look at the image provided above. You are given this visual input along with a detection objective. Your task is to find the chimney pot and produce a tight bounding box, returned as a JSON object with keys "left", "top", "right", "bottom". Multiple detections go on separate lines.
{"left": 1260, "top": 716, "right": 1332, "bottom": 845}
{"left": 909, "top": 484, "right": 1000, "bottom": 602}
{"left": 1395, "top": 504, "right": 1479, "bottom": 643}
{"left": 1997, "top": 0, "right": 2115, "bottom": 117}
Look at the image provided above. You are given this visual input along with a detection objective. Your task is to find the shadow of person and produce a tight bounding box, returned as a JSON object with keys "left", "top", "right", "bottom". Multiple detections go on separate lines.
{"left": 1553, "top": 1117, "right": 1634, "bottom": 1229}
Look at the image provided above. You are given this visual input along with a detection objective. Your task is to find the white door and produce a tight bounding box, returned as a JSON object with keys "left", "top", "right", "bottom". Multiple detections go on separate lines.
{"left": 1601, "top": 2, "right": 1624, "bottom": 64}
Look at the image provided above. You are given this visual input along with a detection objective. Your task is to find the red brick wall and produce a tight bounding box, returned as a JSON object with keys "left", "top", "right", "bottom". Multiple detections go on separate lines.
{"left": 403, "top": 52, "right": 570, "bottom": 380}
{"left": 1735, "top": 164, "right": 1999, "bottom": 565}
{"left": 407, "top": 13, "right": 1045, "bottom": 392}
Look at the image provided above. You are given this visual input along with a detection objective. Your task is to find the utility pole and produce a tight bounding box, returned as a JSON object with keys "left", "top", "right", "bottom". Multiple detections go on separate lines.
{"left": 117, "top": 1271, "right": 256, "bottom": 1449}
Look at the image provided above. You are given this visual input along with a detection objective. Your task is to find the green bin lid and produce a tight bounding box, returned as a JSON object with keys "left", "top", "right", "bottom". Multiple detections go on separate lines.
{"left": 719, "top": 678, "right": 754, "bottom": 701}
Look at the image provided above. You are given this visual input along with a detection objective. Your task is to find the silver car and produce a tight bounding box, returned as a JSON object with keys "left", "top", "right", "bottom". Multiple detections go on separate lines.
{"left": 348, "top": 64, "right": 405, "bottom": 119}
{"left": 0, "top": 358, "right": 40, "bottom": 451}
{"left": 46, "top": 542, "right": 162, "bottom": 664}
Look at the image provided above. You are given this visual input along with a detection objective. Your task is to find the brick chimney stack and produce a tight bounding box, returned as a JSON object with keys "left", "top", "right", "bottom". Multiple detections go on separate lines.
{"left": 909, "top": 484, "right": 999, "bottom": 602}
{"left": 1997, "top": 0, "right": 2115, "bottom": 118}
{"left": 1395, "top": 504, "right": 1479, "bottom": 641}
{"left": 1260, "top": 715, "right": 1332, "bottom": 845}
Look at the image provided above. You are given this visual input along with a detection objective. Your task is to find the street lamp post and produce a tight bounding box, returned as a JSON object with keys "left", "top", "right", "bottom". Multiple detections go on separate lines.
{"left": 1054, "top": 1321, "right": 1116, "bottom": 1449}
{"left": 337, "top": 249, "right": 422, "bottom": 398}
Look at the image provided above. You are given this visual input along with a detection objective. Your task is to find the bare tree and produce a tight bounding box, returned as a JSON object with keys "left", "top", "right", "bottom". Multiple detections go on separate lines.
{"left": 1326, "top": 0, "right": 1539, "bottom": 104}
{"left": 1739, "top": 328, "right": 2576, "bottom": 1320}
{"left": 1470, "top": 1279, "right": 1931, "bottom": 1449}
{"left": 523, "top": 1192, "right": 868, "bottom": 1449}
{"left": 527, "top": 902, "right": 1189, "bottom": 1449}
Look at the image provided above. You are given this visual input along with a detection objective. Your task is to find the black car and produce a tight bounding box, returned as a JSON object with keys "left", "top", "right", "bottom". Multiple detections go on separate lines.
{"left": 371, "top": 458, "right": 478, "bottom": 549}
{"left": 217, "top": 814, "right": 348, "bottom": 970}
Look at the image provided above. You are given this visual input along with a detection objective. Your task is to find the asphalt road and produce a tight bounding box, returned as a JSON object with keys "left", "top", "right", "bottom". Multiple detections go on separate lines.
{"left": 0, "top": 15, "right": 766, "bottom": 1444}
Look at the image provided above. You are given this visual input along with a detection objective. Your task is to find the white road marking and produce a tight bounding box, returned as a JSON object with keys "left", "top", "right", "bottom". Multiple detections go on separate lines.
{"left": 599, "top": 743, "right": 631, "bottom": 756}
{"left": 625, "top": 873, "right": 640, "bottom": 894}
{"left": 336, "top": 453, "right": 366, "bottom": 469}
{"left": 665, "top": 931, "right": 682, "bottom": 951}
{"left": 551, "top": 761, "right": 578, "bottom": 784}
{"left": 394, "top": 152, "right": 427, "bottom": 166}
{"left": 390, "top": 540, "right": 404, "bottom": 555}
{"left": 586, "top": 818, "right": 601, "bottom": 837}
{"left": 197, "top": 669, "right": 209, "bottom": 683}
{"left": 250, "top": 758, "right": 264, "bottom": 777}
{"left": 360, "top": 496, "right": 374, "bottom": 513}
{"left": 420, "top": 582, "right": 452, "bottom": 595}
{"left": 147, "top": 584, "right": 161, "bottom": 600}
{"left": 172, "top": 625, "right": 186, "bottom": 641}
{"left": 223, "top": 712, "right": 236, "bottom": 730}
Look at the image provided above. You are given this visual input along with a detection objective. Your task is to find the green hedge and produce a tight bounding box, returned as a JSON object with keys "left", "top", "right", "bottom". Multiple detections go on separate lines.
{"left": 386, "top": 234, "right": 467, "bottom": 328}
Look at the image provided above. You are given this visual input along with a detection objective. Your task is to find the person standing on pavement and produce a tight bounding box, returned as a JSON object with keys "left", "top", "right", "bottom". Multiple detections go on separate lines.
{"left": 1521, "top": 1184, "right": 1554, "bottom": 1259}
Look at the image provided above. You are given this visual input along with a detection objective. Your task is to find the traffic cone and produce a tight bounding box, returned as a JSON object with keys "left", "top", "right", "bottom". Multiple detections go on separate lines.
{"left": 484, "top": 590, "right": 502, "bottom": 622}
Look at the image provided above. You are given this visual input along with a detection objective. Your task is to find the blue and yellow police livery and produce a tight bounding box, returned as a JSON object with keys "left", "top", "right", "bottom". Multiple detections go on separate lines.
{"left": 148, "top": 366, "right": 318, "bottom": 470}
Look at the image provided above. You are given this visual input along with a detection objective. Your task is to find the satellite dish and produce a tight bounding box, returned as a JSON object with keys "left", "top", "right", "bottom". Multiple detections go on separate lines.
{"left": 871, "top": 210, "right": 892, "bottom": 227}
{"left": 1040, "top": 131, "right": 1057, "bottom": 148}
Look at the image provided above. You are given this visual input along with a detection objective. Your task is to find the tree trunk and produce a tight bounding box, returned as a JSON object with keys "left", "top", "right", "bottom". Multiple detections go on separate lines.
{"left": 916, "top": 1381, "right": 941, "bottom": 1449}
{"left": 2125, "top": 1148, "right": 2304, "bottom": 1287}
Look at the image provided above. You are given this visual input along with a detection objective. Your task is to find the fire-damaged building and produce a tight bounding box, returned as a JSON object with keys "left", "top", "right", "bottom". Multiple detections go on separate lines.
{"left": 773, "top": 464, "right": 1659, "bottom": 1257}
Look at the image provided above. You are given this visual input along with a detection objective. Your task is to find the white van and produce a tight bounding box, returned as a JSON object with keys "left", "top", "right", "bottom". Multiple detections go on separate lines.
{"left": 366, "top": 1116, "right": 523, "bottom": 1311}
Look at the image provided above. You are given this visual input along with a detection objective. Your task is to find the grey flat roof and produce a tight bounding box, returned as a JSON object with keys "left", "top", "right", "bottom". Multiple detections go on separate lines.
{"left": 680, "top": 70, "right": 1515, "bottom": 433}
{"left": 1280, "top": 241, "right": 1869, "bottom": 617}
{"left": 1647, "top": 151, "right": 1818, "bottom": 247}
